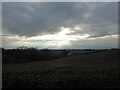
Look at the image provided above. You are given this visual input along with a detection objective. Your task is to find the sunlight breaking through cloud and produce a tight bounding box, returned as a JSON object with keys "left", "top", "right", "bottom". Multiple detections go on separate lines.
{"left": 28, "top": 27, "right": 90, "bottom": 41}
{"left": 2, "top": 2, "right": 118, "bottom": 49}
{"left": 2, "top": 27, "right": 90, "bottom": 48}
{"left": 2, "top": 33, "right": 118, "bottom": 49}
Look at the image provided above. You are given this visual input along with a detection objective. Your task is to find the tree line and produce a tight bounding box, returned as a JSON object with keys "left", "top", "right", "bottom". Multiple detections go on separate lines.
{"left": 2, "top": 47, "right": 70, "bottom": 63}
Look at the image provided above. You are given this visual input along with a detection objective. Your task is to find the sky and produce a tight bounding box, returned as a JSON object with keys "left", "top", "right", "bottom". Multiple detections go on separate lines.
{"left": 1, "top": 2, "right": 119, "bottom": 49}
{"left": 1, "top": 0, "right": 120, "bottom": 2}
{"left": 0, "top": 2, "right": 2, "bottom": 48}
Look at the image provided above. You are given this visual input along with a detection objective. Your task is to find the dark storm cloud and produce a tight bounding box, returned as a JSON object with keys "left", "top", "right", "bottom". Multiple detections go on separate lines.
{"left": 2, "top": 2, "right": 118, "bottom": 37}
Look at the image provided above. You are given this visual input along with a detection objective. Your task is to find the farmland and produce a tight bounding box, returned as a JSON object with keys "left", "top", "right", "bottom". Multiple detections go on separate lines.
{"left": 2, "top": 49, "right": 120, "bottom": 89}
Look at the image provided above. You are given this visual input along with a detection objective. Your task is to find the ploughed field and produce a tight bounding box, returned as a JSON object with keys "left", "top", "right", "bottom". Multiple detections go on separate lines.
{"left": 2, "top": 49, "right": 120, "bottom": 88}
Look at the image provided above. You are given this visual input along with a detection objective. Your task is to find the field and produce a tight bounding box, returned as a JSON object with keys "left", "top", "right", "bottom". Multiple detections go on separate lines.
{"left": 2, "top": 49, "right": 120, "bottom": 89}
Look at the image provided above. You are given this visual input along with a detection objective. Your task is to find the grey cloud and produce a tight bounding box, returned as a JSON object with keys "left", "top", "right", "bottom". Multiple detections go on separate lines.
{"left": 0, "top": 2, "right": 2, "bottom": 47}
{"left": 68, "top": 36, "right": 118, "bottom": 49}
{"left": 2, "top": 0, "right": 120, "bottom": 2}
{"left": 3, "top": 2, "right": 118, "bottom": 38}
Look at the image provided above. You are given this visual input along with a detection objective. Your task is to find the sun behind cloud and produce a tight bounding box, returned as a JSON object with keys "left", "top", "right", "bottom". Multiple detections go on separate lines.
{"left": 28, "top": 27, "right": 89, "bottom": 41}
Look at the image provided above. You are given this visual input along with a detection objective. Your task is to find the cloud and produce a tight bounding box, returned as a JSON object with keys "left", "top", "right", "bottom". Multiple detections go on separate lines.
{"left": 69, "top": 35, "right": 118, "bottom": 49}
{"left": 0, "top": 2, "right": 2, "bottom": 47}
{"left": 2, "top": 34, "right": 118, "bottom": 49}
{"left": 2, "top": 0, "right": 120, "bottom": 2}
{"left": 2, "top": 2, "right": 118, "bottom": 49}
{"left": 3, "top": 2, "right": 118, "bottom": 36}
